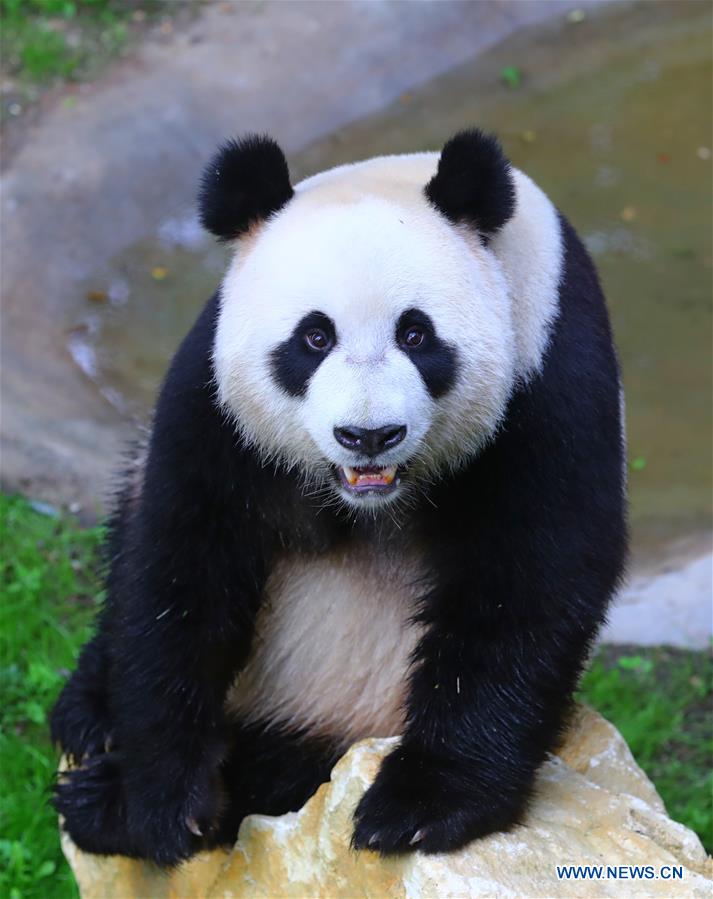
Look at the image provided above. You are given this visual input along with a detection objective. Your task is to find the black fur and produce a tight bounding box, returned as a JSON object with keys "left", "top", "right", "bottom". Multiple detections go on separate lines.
{"left": 270, "top": 311, "right": 337, "bottom": 397}
{"left": 425, "top": 129, "right": 516, "bottom": 239}
{"left": 214, "top": 722, "right": 342, "bottom": 845}
{"left": 51, "top": 157, "right": 626, "bottom": 864}
{"left": 50, "top": 624, "right": 112, "bottom": 761}
{"left": 396, "top": 308, "right": 457, "bottom": 399}
{"left": 199, "top": 135, "right": 294, "bottom": 240}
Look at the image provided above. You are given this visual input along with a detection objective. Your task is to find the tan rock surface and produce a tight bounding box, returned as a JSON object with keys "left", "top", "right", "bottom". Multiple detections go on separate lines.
{"left": 62, "top": 706, "right": 712, "bottom": 898}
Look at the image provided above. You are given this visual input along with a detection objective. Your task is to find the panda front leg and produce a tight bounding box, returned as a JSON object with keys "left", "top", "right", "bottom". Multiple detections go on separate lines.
{"left": 351, "top": 568, "right": 612, "bottom": 854}
{"left": 54, "top": 513, "right": 267, "bottom": 866}
{"left": 54, "top": 296, "right": 272, "bottom": 866}
{"left": 352, "top": 457, "right": 625, "bottom": 852}
{"left": 55, "top": 534, "right": 268, "bottom": 866}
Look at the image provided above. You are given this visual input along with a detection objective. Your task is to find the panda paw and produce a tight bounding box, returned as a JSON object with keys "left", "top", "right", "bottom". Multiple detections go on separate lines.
{"left": 351, "top": 744, "right": 524, "bottom": 855}
{"left": 50, "top": 678, "right": 113, "bottom": 764}
{"left": 54, "top": 748, "right": 226, "bottom": 867}
{"left": 54, "top": 753, "right": 134, "bottom": 855}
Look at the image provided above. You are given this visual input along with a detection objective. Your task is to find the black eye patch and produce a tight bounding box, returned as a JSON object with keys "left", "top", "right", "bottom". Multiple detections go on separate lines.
{"left": 270, "top": 311, "right": 336, "bottom": 397}
{"left": 395, "top": 307, "right": 458, "bottom": 399}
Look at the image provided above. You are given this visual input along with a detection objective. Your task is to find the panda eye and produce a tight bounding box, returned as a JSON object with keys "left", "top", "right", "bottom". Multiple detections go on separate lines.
{"left": 403, "top": 326, "right": 425, "bottom": 349}
{"left": 304, "top": 328, "right": 331, "bottom": 352}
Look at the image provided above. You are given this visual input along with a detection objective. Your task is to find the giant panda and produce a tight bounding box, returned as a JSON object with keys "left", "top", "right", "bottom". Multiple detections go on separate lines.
{"left": 51, "top": 129, "right": 627, "bottom": 867}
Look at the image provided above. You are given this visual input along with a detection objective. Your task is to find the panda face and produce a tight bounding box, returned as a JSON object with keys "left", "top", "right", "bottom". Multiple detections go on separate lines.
{"left": 213, "top": 154, "right": 517, "bottom": 511}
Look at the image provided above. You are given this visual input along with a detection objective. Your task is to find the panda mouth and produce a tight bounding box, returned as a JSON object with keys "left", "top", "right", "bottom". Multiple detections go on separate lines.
{"left": 337, "top": 464, "right": 400, "bottom": 495}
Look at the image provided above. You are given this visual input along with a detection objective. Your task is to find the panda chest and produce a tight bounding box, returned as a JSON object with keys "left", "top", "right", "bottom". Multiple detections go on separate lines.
{"left": 225, "top": 542, "right": 428, "bottom": 745}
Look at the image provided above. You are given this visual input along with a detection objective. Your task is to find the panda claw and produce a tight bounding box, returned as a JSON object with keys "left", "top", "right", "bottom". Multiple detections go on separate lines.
{"left": 186, "top": 816, "right": 203, "bottom": 837}
{"left": 409, "top": 828, "right": 425, "bottom": 846}
{"left": 367, "top": 832, "right": 380, "bottom": 847}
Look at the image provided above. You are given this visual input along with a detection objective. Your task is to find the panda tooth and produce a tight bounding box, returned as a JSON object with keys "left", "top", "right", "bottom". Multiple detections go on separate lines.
{"left": 341, "top": 464, "right": 398, "bottom": 487}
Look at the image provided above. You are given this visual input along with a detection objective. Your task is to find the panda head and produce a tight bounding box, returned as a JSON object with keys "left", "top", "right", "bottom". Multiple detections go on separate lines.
{"left": 202, "top": 130, "right": 524, "bottom": 511}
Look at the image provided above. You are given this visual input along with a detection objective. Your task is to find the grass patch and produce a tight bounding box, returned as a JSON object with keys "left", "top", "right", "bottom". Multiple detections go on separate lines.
{"left": 0, "top": 491, "right": 710, "bottom": 897}
{"left": 2, "top": 0, "right": 131, "bottom": 84}
{"left": 579, "top": 644, "right": 712, "bottom": 853}
{"left": 0, "top": 0, "right": 180, "bottom": 88}
{"left": 0, "top": 493, "right": 104, "bottom": 899}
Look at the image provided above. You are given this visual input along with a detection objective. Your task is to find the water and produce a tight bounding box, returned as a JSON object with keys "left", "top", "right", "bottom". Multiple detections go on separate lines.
{"left": 67, "top": 1, "right": 712, "bottom": 566}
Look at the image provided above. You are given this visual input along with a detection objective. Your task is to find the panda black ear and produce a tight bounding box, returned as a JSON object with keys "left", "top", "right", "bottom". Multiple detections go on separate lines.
{"left": 425, "top": 129, "right": 516, "bottom": 240}
{"left": 199, "top": 135, "right": 294, "bottom": 240}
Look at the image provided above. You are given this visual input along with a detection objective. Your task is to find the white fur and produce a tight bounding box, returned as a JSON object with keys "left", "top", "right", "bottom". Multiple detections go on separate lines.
{"left": 214, "top": 153, "right": 562, "bottom": 504}
{"left": 490, "top": 168, "right": 563, "bottom": 381}
{"left": 225, "top": 541, "right": 427, "bottom": 744}
{"left": 619, "top": 385, "right": 628, "bottom": 493}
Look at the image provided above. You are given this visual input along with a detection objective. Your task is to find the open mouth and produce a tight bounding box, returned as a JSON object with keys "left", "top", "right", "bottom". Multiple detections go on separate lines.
{"left": 336, "top": 464, "right": 401, "bottom": 495}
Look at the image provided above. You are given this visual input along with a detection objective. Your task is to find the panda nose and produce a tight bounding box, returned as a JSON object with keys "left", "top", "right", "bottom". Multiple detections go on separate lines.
{"left": 333, "top": 424, "right": 407, "bottom": 456}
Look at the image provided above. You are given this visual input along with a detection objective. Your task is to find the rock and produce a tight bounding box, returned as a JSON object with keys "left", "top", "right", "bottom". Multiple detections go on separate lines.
{"left": 62, "top": 705, "right": 711, "bottom": 898}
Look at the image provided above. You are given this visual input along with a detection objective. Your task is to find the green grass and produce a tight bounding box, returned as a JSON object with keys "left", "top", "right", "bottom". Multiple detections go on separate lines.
{"left": 0, "top": 0, "right": 176, "bottom": 86}
{"left": 579, "top": 644, "right": 713, "bottom": 853}
{"left": 2, "top": 0, "right": 128, "bottom": 83}
{"left": 0, "top": 493, "right": 104, "bottom": 899}
{"left": 0, "top": 493, "right": 710, "bottom": 898}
